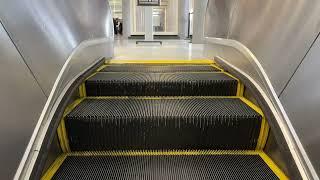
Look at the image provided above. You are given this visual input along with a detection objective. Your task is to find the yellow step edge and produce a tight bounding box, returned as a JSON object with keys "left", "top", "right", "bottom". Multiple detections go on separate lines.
{"left": 78, "top": 83, "right": 86, "bottom": 97}
{"left": 41, "top": 154, "right": 67, "bottom": 180}
{"left": 101, "top": 64, "right": 222, "bottom": 72}
{"left": 105, "top": 64, "right": 216, "bottom": 67}
{"left": 78, "top": 63, "right": 111, "bottom": 98}
{"left": 86, "top": 71, "right": 236, "bottom": 74}
{"left": 94, "top": 60, "right": 241, "bottom": 92}
{"left": 259, "top": 152, "right": 289, "bottom": 180}
{"left": 81, "top": 62, "right": 240, "bottom": 98}
{"left": 239, "top": 97, "right": 269, "bottom": 150}
{"left": 80, "top": 64, "right": 240, "bottom": 98}
{"left": 41, "top": 150, "right": 288, "bottom": 180}
{"left": 86, "top": 96, "right": 241, "bottom": 100}
{"left": 107, "top": 59, "right": 215, "bottom": 64}
{"left": 69, "top": 150, "right": 260, "bottom": 156}
{"left": 79, "top": 65, "right": 239, "bottom": 97}
{"left": 209, "top": 64, "right": 224, "bottom": 72}
{"left": 57, "top": 98, "right": 85, "bottom": 153}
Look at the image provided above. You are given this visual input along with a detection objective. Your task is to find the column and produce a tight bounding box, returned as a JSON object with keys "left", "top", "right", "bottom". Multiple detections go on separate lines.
{"left": 122, "top": 0, "right": 131, "bottom": 38}
{"left": 178, "top": 0, "right": 189, "bottom": 39}
{"left": 144, "top": 6, "right": 153, "bottom": 41}
{"left": 192, "top": 0, "right": 208, "bottom": 43}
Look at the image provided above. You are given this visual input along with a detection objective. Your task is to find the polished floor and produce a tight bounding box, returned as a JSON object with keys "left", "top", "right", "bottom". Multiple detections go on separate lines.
{"left": 113, "top": 39, "right": 207, "bottom": 61}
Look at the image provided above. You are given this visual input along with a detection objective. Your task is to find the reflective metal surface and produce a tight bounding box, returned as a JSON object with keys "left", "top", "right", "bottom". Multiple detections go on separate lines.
{"left": 280, "top": 35, "right": 320, "bottom": 175}
{"left": 204, "top": 37, "right": 318, "bottom": 179}
{"left": 0, "top": 0, "right": 114, "bottom": 95}
{"left": 0, "top": 0, "right": 114, "bottom": 179}
{"left": 15, "top": 38, "right": 113, "bottom": 180}
{"left": 204, "top": 0, "right": 320, "bottom": 95}
{"left": 0, "top": 23, "right": 47, "bottom": 179}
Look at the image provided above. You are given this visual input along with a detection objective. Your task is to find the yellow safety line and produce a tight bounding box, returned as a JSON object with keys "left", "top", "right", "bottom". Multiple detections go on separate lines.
{"left": 92, "top": 71, "right": 234, "bottom": 75}
{"left": 259, "top": 152, "right": 289, "bottom": 180}
{"left": 78, "top": 83, "right": 86, "bottom": 98}
{"left": 57, "top": 98, "right": 84, "bottom": 152}
{"left": 239, "top": 97, "right": 269, "bottom": 150}
{"left": 41, "top": 154, "right": 67, "bottom": 180}
{"left": 103, "top": 65, "right": 222, "bottom": 72}
{"left": 57, "top": 118, "right": 70, "bottom": 152}
{"left": 224, "top": 71, "right": 244, "bottom": 96}
{"left": 78, "top": 64, "right": 109, "bottom": 98}
{"left": 209, "top": 64, "right": 224, "bottom": 72}
{"left": 239, "top": 83, "right": 245, "bottom": 96}
{"left": 41, "top": 151, "right": 287, "bottom": 179}
{"left": 96, "top": 64, "right": 109, "bottom": 72}
{"left": 65, "top": 62, "right": 110, "bottom": 149}
{"left": 212, "top": 68, "right": 244, "bottom": 97}
{"left": 108, "top": 59, "right": 215, "bottom": 64}
{"left": 226, "top": 62, "right": 244, "bottom": 96}
{"left": 261, "top": 122, "right": 270, "bottom": 149}
{"left": 105, "top": 64, "right": 215, "bottom": 67}
{"left": 86, "top": 71, "right": 99, "bottom": 80}
{"left": 56, "top": 123, "right": 66, "bottom": 153}
{"left": 68, "top": 150, "right": 260, "bottom": 156}
{"left": 87, "top": 96, "right": 240, "bottom": 100}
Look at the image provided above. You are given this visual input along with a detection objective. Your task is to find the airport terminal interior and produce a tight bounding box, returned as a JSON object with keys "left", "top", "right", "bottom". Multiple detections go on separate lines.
{"left": 1, "top": 0, "right": 320, "bottom": 179}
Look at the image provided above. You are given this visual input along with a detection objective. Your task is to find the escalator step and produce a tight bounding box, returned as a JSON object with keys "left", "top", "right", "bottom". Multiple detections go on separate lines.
{"left": 48, "top": 151, "right": 282, "bottom": 180}
{"left": 85, "top": 72, "right": 238, "bottom": 96}
{"left": 101, "top": 64, "right": 220, "bottom": 72}
{"left": 65, "top": 97, "right": 261, "bottom": 151}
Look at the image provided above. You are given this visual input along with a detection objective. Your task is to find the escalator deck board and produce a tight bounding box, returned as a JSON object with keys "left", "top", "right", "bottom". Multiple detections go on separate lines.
{"left": 65, "top": 97, "right": 262, "bottom": 151}
{"left": 101, "top": 64, "right": 220, "bottom": 72}
{"left": 85, "top": 72, "right": 238, "bottom": 96}
{"left": 50, "top": 152, "right": 281, "bottom": 180}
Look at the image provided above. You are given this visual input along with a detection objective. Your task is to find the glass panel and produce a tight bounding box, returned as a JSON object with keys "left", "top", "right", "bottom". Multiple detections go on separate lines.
{"left": 137, "top": 0, "right": 160, "bottom": 6}
{"left": 109, "top": 0, "right": 122, "bottom": 19}
{"left": 153, "top": 7, "right": 165, "bottom": 32}
{"left": 132, "top": 0, "right": 178, "bottom": 34}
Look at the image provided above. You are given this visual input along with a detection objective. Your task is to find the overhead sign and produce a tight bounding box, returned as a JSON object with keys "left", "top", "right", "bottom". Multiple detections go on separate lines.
{"left": 137, "top": 0, "right": 160, "bottom": 6}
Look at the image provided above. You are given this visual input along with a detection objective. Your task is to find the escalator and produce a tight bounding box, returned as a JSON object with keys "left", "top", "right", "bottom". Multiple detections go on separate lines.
{"left": 41, "top": 60, "right": 288, "bottom": 180}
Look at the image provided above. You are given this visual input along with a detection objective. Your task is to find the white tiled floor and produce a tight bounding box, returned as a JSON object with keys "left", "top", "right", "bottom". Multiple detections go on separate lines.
{"left": 113, "top": 39, "right": 207, "bottom": 61}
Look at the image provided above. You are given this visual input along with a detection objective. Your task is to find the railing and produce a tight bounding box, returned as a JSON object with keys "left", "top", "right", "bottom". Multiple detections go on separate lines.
{"left": 204, "top": 37, "right": 318, "bottom": 180}
{"left": 14, "top": 38, "right": 113, "bottom": 180}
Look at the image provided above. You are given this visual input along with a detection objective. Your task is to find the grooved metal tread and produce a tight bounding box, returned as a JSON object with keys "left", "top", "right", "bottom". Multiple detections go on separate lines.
{"left": 68, "top": 98, "right": 258, "bottom": 118}
{"left": 101, "top": 64, "right": 220, "bottom": 72}
{"left": 65, "top": 98, "right": 262, "bottom": 151}
{"left": 89, "top": 72, "right": 234, "bottom": 82}
{"left": 85, "top": 72, "right": 238, "bottom": 96}
{"left": 50, "top": 152, "right": 280, "bottom": 180}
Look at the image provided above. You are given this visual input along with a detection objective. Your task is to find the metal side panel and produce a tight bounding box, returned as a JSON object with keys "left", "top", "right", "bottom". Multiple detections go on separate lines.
{"left": 0, "top": 23, "right": 47, "bottom": 179}
{"left": 205, "top": 0, "right": 320, "bottom": 95}
{"left": 279, "top": 34, "right": 320, "bottom": 175}
{"left": 14, "top": 39, "right": 113, "bottom": 180}
{"left": 0, "top": 0, "right": 114, "bottom": 95}
{"left": 204, "top": 37, "right": 317, "bottom": 179}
